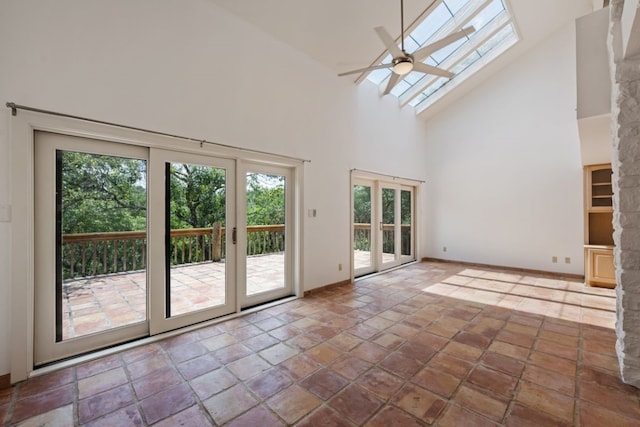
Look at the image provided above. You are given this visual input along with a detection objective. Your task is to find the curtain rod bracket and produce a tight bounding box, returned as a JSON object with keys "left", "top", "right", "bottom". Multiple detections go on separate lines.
{"left": 6, "top": 102, "right": 17, "bottom": 116}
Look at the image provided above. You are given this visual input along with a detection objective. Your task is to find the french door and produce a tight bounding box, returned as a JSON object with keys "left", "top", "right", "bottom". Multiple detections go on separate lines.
{"left": 352, "top": 177, "right": 416, "bottom": 278}
{"left": 34, "top": 132, "right": 294, "bottom": 365}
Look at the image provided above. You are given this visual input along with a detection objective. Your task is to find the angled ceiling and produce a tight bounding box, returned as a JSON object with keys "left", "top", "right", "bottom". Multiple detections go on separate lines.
{"left": 211, "top": 0, "right": 595, "bottom": 113}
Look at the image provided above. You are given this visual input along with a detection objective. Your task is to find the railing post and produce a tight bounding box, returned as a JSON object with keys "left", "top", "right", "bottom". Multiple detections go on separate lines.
{"left": 212, "top": 222, "right": 222, "bottom": 262}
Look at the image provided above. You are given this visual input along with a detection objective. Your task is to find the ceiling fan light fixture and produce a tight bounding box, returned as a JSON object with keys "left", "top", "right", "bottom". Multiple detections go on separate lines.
{"left": 392, "top": 58, "right": 413, "bottom": 75}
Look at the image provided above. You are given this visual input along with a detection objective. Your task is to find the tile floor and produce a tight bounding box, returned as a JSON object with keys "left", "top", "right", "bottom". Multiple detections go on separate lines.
{"left": 2, "top": 261, "right": 637, "bottom": 426}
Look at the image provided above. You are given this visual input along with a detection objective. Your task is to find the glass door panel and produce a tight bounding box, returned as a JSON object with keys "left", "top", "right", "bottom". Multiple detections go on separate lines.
{"left": 59, "top": 151, "right": 148, "bottom": 339}
{"left": 35, "top": 132, "right": 149, "bottom": 365}
{"left": 246, "top": 172, "right": 286, "bottom": 296}
{"left": 166, "top": 163, "right": 228, "bottom": 317}
{"left": 381, "top": 187, "right": 398, "bottom": 266}
{"left": 148, "top": 150, "right": 235, "bottom": 334}
{"left": 401, "top": 188, "right": 413, "bottom": 258}
{"left": 241, "top": 166, "right": 293, "bottom": 308}
{"left": 352, "top": 176, "right": 417, "bottom": 278}
{"left": 353, "top": 182, "right": 374, "bottom": 276}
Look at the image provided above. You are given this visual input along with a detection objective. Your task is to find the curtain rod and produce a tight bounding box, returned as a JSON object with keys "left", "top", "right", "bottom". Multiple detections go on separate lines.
{"left": 6, "top": 102, "right": 311, "bottom": 163}
{"left": 351, "top": 168, "right": 425, "bottom": 183}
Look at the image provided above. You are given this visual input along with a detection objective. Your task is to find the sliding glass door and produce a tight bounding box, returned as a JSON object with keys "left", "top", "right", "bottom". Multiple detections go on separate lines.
{"left": 148, "top": 150, "right": 236, "bottom": 334}
{"left": 380, "top": 184, "right": 401, "bottom": 270}
{"left": 34, "top": 132, "right": 150, "bottom": 365}
{"left": 34, "top": 134, "right": 296, "bottom": 364}
{"left": 239, "top": 165, "right": 294, "bottom": 308}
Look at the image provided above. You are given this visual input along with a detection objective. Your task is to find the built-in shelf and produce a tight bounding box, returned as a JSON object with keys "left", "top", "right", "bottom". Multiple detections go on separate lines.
{"left": 584, "top": 164, "right": 615, "bottom": 288}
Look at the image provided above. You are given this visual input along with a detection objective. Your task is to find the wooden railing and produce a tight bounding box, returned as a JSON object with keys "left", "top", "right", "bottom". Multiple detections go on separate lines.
{"left": 63, "top": 223, "right": 410, "bottom": 280}
{"left": 353, "top": 223, "right": 412, "bottom": 255}
{"left": 62, "top": 224, "right": 285, "bottom": 280}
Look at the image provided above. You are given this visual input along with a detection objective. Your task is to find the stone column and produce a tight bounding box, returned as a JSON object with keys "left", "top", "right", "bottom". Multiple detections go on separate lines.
{"left": 609, "top": 0, "right": 640, "bottom": 387}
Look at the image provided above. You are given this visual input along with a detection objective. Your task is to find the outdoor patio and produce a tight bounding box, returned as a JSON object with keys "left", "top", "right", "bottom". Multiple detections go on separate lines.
{"left": 61, "top": 253, "right": 285, "bottom": 340}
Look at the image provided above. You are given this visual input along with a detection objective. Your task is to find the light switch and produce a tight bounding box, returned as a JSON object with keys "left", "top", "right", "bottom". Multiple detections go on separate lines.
{"left": 307, "top": 209, "right": 317, "bottom": 218}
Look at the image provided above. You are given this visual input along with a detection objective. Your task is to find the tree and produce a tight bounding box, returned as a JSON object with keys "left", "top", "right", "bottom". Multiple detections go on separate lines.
{"left": 61, "top": 151, "right": 147, "bottom": 234}
{"left": 246, "top": 173, "right": 285, "bottom": 226}
{"left": 353, "top": 185, "right": 371, "bottom": 224}
{"left": 169, "top": 164, "right": 226, "bottom": 229}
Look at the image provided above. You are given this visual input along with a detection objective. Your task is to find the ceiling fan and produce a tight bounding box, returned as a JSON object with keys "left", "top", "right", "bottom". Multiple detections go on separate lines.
{"left": 338, "top": 0, "right": 476, "bottom": 96}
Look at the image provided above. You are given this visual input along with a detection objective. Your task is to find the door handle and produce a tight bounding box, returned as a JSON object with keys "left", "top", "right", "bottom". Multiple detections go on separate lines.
{"left": 232, "top": 227, "right": 237, "bottom": 245}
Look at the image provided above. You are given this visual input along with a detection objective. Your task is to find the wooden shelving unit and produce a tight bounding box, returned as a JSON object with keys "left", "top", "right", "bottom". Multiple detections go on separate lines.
{"left": 584, "top": 164, "right": 615, "bottom": 288}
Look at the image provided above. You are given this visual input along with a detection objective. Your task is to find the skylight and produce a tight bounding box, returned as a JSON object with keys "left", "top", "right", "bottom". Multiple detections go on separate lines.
{"left": 365, "top": 0, "right": 519, "bottom": 113}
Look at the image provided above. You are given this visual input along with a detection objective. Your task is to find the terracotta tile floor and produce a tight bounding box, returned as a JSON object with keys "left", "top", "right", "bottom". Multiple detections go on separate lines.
{"left": 3, "top": 261, "right": 636, "bottom": 426}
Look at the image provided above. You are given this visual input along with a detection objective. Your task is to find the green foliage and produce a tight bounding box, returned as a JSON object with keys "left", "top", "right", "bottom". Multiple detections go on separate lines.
{"left": 401, "top": 189, "right": 412, "bottom": 225}
{"left": 60, "top": 154, "right": 290, "bottom": 277}
{"left": 246, "top": 173, "right": 285, "bottom": 226}
{"left": 169, "top": 164, "right": 226, "bottom": 229}
{"left": 61, "top": 151, "right": 147, "bottom": 234}
{"left": 353, "top": 185, "right": 371, "bottom": 224}
{"left": 353, "top": 185, "right": 413, "bottom": 253}
{"left": 353, "top": 185, "right": 412, "bottom": 225}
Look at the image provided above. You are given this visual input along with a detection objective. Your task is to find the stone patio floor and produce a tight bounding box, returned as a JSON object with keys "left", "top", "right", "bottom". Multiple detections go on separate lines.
{"left": 62, "top": 253, "right": 286, "bottom": 339}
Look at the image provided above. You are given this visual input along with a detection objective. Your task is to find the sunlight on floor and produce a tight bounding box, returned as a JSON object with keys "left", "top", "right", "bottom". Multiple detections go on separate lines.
{"left": 423, "top": 269, "right": 616, "bottom": 329}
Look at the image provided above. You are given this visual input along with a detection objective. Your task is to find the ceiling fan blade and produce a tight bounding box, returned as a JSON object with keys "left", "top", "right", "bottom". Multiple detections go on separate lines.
{"left": 413, "top": 26, "right": 476, "bottom": 61}
{"left": 382, "top": 72, "right": 402, "bottom": 96}
{"left": 337, "top": 63, "right": 393, "bottom": 77}
{"left": 412, "top": 62, "right": 454, "bottom": 79}
{"left": 374, "top": 26, "right": 403, "bottom": 58}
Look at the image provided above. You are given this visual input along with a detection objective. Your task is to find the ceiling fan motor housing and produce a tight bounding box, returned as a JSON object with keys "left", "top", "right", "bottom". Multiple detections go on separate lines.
{"left": 392, "top": 54, "right": 414, "bottom": 75}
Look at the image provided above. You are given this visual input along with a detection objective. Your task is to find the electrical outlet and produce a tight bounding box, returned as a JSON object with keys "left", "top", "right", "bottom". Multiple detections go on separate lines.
{"left": 338, "top": 263, "right": 343, "bottom": 271}
{"left": 442, "top": 246, "right": 447, "bottom": 252}
{"left": 565, "top": 257, "right": 571, "bottom": 264}
{"left": 552, "top": 256, "right": 558, "bottom": 263}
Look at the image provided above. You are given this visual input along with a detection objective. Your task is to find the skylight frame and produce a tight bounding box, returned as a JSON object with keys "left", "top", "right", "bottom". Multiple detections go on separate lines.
{"left": 399, "top": 8, "right": 512, "bottom": 106}
{"left": 365, "top": 0, "right": 489, "bottom": 89}
{"left": 362, "top": 0, "right": 520, "bottom": 113}
{"left": 414, "top": 24, "right": 518, "bottom": 112}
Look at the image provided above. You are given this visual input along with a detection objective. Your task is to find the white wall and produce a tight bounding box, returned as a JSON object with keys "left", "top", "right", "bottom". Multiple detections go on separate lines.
{"left": 423, "top": 22, "right": 585, "bottom": 275}
{"left": 576, "top": 9, "right": 612, "bottom": 165}
{"left": 0, "top": 0, "right": 429, "bottom": 377}
{"left": 576, "top": 7, "right": 611, "bottom": 119}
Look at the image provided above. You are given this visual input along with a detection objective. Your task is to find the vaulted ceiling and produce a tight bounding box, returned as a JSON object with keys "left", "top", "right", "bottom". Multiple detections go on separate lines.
{"left": 211, "top": 0, "right": 596, "bottom": 116}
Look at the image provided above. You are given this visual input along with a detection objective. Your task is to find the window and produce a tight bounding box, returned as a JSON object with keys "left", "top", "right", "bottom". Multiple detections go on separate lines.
{"left": 365, "top": 0, "right": 519, "bottom": 113}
